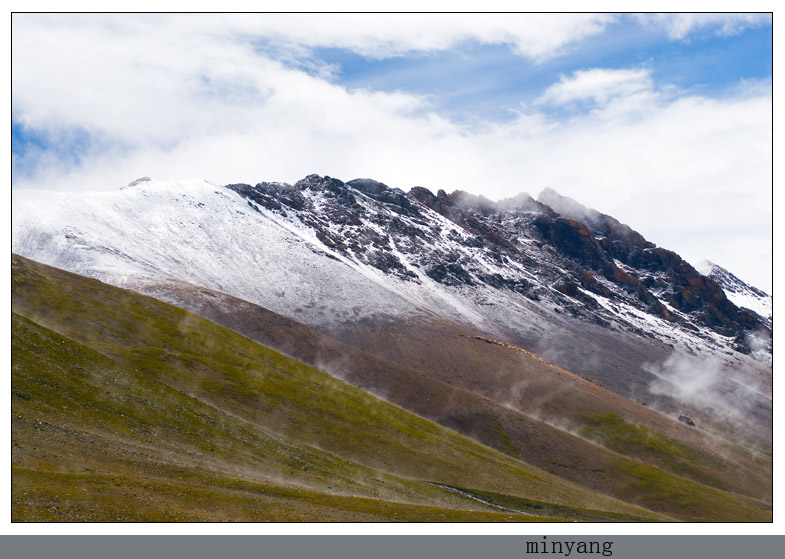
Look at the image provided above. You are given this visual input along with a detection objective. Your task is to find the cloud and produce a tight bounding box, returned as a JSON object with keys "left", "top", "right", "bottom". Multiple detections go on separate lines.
{"left": 536, "top": 68, "right": 654, "bottom": 107}
{"left": 205, "top": 13, "right": 617, "bottom": 60}
{"left": 636, "top": 13, "right": 772, "bottom": 40}
{"left": 646, "top": 351, "right": 770, "bottom": 428}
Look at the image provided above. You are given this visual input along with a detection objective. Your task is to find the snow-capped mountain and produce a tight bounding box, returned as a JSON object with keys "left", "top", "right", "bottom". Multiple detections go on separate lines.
{"left": 12, "top": 175, "right": 772, "bottom": 441}
{"left": 696, "top": 260, "right": 771, "bottom": 323}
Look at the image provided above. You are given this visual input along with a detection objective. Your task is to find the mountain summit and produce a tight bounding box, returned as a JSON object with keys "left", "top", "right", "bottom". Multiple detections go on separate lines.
{"left": 695, "top": 259, "right": 771, "bottom": 323}
{"left": 228, "top": 174, "right": 768, "bottom": 345}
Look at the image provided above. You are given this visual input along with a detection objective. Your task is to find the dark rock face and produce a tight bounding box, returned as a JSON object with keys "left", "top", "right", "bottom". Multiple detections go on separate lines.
{"left": 679, "top": 415, "right": 696, "bottom": 427}
{"left": 225, "top": 174, "right": 767, "bottom": 351}
{"left": 347, "top": 178, "right": 420, "bottom": 216}
{"left": 534, "top": 189, "right": 760, "bottom": 336}
{"left": 226, "top": 182, "right": 307, "bottom": 212}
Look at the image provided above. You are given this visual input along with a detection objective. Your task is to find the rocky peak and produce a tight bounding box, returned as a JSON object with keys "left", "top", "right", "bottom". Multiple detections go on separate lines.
{"left": 223, "top": 175, "right": 768, "bottom": 352}
{"left": 497, "top": 192, "right": 546, "bottom": 214}
{"left": 538, "top": 187, "right": 597, "bottom": 222}
{"left": 346, "top": 178, "right": 387, "bottom": 196}
{"left": 698, "top": 260, "right": 770, "bottom": 299}
{"left": 697, "top": 260, "right": 772, "bottom": 325}
{"left": 446, "top": 190, "right": 499, "bottom": 215}
{"left": 347, "top": 178, "right": 419, "bottom": 216}
{"left": 534, "top": 189, "right": 767, "bottom": 341}
{"left": 226, "top": 181, "right": 307, "bottom": 212}
{"left": 538, "top": 187, "right": 652, "bottom": 250}
{"left": 295, "top": 174, "right": 346, "bottom": 193}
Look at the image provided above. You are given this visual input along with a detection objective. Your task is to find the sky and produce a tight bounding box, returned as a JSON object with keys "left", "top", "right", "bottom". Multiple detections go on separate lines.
{"left": 10, "top": 12, "right": 773, "bottom": 292}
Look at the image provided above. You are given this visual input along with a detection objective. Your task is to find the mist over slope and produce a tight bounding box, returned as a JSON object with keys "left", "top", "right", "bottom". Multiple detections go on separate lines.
{"left": 141, "top": 276, "right": 773, "bottom": 511}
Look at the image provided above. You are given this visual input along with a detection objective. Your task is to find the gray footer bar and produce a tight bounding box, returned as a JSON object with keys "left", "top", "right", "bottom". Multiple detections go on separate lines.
{"left": 1, "top": 535, "right": 782, "bottom": 559}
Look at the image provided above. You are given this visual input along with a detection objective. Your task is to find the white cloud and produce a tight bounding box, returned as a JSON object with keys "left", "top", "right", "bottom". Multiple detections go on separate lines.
{"left": 10, "top": 13, "right": 773, "bottom": 291}
{"left": 206, "top": 12, "right": 617, "bottom": 60}
{"left": 637, "top": 13, "right": 771, "bottom": 40}
{"left": 11, "top": 13, "right": 612, "bottom": 155}
{"left": 536, "top": 68, "right": 654, "bottom": 106}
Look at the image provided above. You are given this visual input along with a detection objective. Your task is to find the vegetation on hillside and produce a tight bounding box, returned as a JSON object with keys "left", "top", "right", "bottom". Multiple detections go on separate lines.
{"left": 11, "top": 255, "right": 771, "bottom": 521}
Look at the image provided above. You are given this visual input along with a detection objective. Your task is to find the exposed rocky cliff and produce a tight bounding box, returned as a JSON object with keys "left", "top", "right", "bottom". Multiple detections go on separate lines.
{"left": 225, "top": 174, "right": 770, "bottom": 352}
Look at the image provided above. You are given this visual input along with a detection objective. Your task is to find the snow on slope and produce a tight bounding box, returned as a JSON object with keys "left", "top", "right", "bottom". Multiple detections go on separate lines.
{"left": 12, "top": 179, "right": 427, "bottom": 328}
{"left": 696, "top": 260, "right": 772, "bottom": 322}
{"left": 11, "top": 178, "right": 547, "bottom": 341}
{"left": 12, "top": 177, "right": 769, "bottom": 365}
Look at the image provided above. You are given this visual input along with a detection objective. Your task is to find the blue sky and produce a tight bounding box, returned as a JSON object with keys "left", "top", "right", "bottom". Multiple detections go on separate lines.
{"left": 305, "top": 21, "right": 772, "bottom": 124}
{"left": 10, "top": 13, "right": 773, "bottom": 290}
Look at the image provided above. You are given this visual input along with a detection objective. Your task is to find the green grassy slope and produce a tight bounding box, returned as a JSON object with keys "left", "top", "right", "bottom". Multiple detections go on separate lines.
{"left": 12, "top": 254, "right": 667, "bottom": 522}
{"left": 138, "top": 278, "right": 771, "bottom": 520}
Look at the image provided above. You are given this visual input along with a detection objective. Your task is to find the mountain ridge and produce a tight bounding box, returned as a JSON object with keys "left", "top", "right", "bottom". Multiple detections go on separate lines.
{"left": 695, "top": 259, "right": 771, "bottom": 323}
{"left": 12, "top": 174, "right": 771, "bottom": 457}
